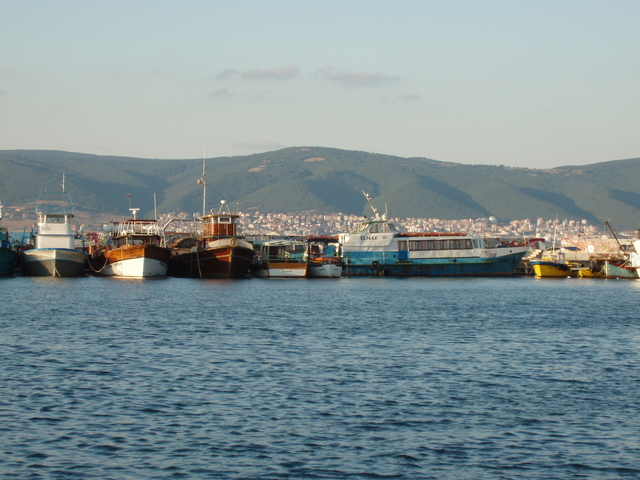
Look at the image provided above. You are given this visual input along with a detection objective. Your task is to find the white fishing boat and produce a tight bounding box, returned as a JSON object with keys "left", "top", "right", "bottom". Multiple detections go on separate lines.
{"left": 306, "top": 236, "right": 343, "bottom": 278}
{"left": 21, "top": 185, "right": 87, "bottom": 277}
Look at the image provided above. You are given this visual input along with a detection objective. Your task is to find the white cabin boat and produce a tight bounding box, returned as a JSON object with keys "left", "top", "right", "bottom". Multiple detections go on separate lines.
{"left": 21, "top": 190, "right": 87, "bottom": 277}
{"left": 306, "top": 236, "right": 343, "bottom": 278}
{"left": 251, "top": 238, "right": 308, "bottom": 278}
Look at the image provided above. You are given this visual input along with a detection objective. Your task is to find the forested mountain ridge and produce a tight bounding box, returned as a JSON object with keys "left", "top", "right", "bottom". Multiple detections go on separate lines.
{"left": 1, "top": 147, "right": 639, "bottom": 229}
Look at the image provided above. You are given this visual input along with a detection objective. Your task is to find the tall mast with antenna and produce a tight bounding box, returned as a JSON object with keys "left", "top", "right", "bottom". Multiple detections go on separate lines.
{"left": 198, "top": 147, "right": 207, "bottom": 216}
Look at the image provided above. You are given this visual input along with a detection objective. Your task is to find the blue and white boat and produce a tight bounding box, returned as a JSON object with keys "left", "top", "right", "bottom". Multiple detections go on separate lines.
{"left": 0, "top": 202, "right": 18, "bottom": 276}
{"left": 338, "top": 193, "right": 530, "bottom": 276}
{"left": 21, "top": 186, "right": 88, "bottom": 277}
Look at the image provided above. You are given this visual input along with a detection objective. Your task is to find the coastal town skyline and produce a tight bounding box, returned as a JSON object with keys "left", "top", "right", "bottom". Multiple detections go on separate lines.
{"left": 3, "top": 204, "right": 629, "bottom": 243}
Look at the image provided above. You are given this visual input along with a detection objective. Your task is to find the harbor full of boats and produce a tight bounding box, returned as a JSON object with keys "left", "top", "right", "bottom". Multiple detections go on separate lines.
{"left": 3, "top": 189, "right": 640, "bottom": 280}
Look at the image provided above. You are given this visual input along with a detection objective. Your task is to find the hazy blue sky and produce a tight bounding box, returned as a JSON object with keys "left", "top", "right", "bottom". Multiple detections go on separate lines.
{"left": 2, "top": 1, "right": 639, "bottom": 168}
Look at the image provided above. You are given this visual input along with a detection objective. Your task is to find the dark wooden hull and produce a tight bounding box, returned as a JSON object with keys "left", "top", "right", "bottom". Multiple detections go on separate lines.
{"left": 169, "top": 245, "right": 255, "bottom": 278}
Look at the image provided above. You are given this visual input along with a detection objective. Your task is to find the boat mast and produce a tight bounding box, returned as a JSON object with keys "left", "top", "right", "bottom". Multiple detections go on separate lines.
{"left": 605, "top": 221, "right": 626, "bottom": 257}
{"left": 198, "top": 147, "right": 207, "bottom": 216}
{"left": 362, "top": 191, "right": 386, "bottom": 221}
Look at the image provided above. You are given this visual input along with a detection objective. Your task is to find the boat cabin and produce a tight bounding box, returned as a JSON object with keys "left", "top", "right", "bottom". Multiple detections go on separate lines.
{"left": 112, "top": 219, "right": 163, "bottom": 247}
{"left": 35, "top": 212, "right": 76, "bottom": 250}
{"left": 255, "top": 239, "right": 307, "bottom": 264}
{"left": 202, "top": 201, "right": 242, "bottom": 238}
{"left": 203, "top": 213, "right": 239, "bottom": 238}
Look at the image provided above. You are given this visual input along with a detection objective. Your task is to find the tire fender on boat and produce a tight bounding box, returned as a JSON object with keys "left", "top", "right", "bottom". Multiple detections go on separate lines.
{"left": 230, "top": 238, "right": 239, "bottom": 247}
{"left": 371, "top": 260, "right": 380, "bottom": 269}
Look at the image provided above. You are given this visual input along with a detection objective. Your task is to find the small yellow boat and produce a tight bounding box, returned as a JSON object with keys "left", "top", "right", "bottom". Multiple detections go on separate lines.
{"left": 530, "top": 259, "right": 577, "bottom": 277}
{"left": 578, "top": 268, "right": 605, "bottom": 278}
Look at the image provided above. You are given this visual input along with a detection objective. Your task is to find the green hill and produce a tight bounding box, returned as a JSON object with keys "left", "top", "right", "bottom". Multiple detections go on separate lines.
{"left": 1, "top": 147, "right": 639, "bottom": 229}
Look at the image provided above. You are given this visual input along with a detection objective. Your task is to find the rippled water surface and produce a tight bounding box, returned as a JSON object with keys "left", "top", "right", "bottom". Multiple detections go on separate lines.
{"left": 1, "top": 276, "right": 640, "bottom": 479}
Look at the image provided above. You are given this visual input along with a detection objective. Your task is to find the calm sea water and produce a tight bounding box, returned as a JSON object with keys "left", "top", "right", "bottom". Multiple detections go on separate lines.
{"left": 1, "top": 276, "right": 639, "bottom": 480}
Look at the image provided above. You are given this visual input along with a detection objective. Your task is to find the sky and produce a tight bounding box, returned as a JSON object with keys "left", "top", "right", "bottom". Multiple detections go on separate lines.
{"left": 1, "top": 1, "right": 639, "bottom": 168}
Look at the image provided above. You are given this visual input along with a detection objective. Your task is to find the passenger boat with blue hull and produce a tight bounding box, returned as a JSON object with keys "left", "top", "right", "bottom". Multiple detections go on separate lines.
{"left": 0, "top": 202, "right": 18, "bottom": 276}
{"left": 339, "top": 192, "right": 530, "bottom": 277}
{"left": 21, "top": 186, "right": 88, "bottom": 277}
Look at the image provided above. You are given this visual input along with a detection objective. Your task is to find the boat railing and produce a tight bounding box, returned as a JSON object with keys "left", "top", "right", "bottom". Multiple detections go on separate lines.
{"left": 263, "top": 254, "right": 306, "bottom": 263}
{"left": 116, "top": 221, "right": 162, "bottom": 237}
{"left": 34, "top": 191, "right": 75, "bottom": 215}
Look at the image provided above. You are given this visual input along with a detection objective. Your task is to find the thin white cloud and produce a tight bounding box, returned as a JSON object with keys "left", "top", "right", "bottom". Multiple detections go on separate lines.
{"left": 401, "top": 94, "right": 420, "bottom": 102}
{"left": 217, "top": 69, "right": 240, "bottom": 80}
{"left": 233, "top": 140, "right": 284, "bottom": 150}
{"left": 316, "top": 66, "right": 400, "bottom": 87}
{"left": 209, "top": 88, "right": 234, "bottom": 98}
{"left": 242, "top": 65, "right": 299, "bottom": 81}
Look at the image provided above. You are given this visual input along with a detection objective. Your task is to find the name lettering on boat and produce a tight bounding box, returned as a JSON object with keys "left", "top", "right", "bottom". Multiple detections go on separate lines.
{"left": 361, "top": 235, "right": 378, "bottom": 240}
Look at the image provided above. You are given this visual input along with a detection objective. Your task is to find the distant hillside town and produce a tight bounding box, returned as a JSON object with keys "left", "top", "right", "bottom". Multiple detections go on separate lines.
{"left": 156, "top": 209, "right": 631, "bottom": 243}
{"left": 5, "top": 202, "right": 633, "bottom": 244}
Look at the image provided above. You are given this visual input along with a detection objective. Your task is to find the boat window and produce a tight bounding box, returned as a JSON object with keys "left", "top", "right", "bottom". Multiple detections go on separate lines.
{"left": 369, "top": 224, "right": 379, "bottom": 233}
{"left": 46, "top": 216, "right": 65, "bottom": 224}
{"left": 218, "top": 217, "right": 232, "bottom": 224}
{"left": 406, "top": 239, "right": 473, "bottom": 251}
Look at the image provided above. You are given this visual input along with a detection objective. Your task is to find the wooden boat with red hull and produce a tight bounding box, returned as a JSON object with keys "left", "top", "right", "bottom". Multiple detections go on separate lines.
{"left": 89, "top": 210, "right": 171, "bottom": 278}
{"left": 168, "top": 202, "right": 255, "bottom": 279}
